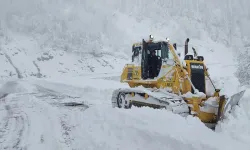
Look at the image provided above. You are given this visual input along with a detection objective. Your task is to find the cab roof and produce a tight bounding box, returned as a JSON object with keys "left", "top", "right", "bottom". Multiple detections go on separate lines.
{"left": 132, "top": 40, "right": 168, "bottom": 47}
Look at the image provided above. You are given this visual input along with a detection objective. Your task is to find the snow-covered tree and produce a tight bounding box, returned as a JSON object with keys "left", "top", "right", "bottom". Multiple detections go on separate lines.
{"left": 0, "top": 0, "right": 250, "bottom": 55}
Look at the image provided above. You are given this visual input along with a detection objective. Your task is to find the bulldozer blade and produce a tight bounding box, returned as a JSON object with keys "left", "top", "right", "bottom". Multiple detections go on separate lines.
{"left": 221, "top": 90, "right": 246, "bottom": 119}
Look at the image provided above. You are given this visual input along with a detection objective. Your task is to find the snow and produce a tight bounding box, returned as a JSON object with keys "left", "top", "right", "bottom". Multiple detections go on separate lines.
{"left": 200, "top": 97, "right": 219, "bottom": 114}
{"left": 78, "top": 106, "right": 246, "bottom": 150}
{"left": 205, "top": 97, "right": 218, "bottom": 106}
{"left": 0, "top": 0, "right": 250, "bottom": 149}
{"left": 205, "top": 77, "right": 216, "bottom": 97}
{"left": 215, "top": 89, "right": 250, "bottom": 144}
{"left": 182, "top": 91, "right": 206, "bottom": 99}
{"left": 182, "top": 91, "right": 195, "bottom": 98}
{"left": 0, "top": 80, "right": 249, "bottom": 150}
{"left": 0, "top": 70, "right": 249, "bottom": 149}
{"left": 0, "top": 34, "right": 128, "bottom": 79}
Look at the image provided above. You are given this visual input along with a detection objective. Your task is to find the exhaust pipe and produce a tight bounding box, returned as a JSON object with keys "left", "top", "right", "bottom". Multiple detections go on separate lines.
{"left": 185, "top": 38, "right": 189, "bottom": 55}
{"left": 192, "top": 47, "right": 197, "bottom": 57}
{"left": 173, "top": 43, "right": 177, "bottom": 50}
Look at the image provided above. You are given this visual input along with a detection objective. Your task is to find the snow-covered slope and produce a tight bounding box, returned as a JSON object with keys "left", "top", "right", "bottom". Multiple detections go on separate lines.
{"left": 0, "top": 35, "right": 128, "bottom": 79}
{"left": 0, "top": 0, "right": 250, "bottom": 149}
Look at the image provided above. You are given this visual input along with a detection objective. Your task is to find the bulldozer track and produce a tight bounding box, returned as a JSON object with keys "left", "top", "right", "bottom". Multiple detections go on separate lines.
{"left": 112, "top": 87, "right": 189, "bottom": 115}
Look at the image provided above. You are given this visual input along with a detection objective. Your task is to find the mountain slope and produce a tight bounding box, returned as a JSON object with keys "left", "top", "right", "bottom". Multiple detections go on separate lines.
{"left": 0, "top": 34, "right": 128, "bottom": 79}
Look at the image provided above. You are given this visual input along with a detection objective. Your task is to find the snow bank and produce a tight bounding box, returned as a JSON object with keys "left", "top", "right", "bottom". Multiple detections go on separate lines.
{"left": 0, "top": 80, "right": 36, "bottom": 97}
{"left": 73, "top": 105, "right": 248, "bottom": 150}
{"left": 25, "top": 77, "right": 128, "bottom": 106}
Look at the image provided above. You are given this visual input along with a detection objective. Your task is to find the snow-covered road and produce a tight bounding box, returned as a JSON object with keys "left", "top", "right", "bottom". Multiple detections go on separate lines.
{"left": 0, "top": 81, "right": 87, "bottom": 150}
{"left": 0, "top": 78, "right": 126, "bottom": 150}
{"left": 0, "top": 78, "right": 249, "bottom": 150}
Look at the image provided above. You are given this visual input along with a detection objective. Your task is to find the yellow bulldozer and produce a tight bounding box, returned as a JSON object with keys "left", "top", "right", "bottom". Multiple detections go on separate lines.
{"left": 111, "top": 35, "right": 245, "bottom": 129}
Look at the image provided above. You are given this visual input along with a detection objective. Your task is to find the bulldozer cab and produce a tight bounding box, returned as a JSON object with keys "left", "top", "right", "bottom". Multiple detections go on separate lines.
{"left": 141, "top": 39, "right": 173, "bottom": 79}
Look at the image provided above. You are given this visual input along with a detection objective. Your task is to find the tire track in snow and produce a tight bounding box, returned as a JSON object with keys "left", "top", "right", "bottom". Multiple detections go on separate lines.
{"left": 11, "top": 112, "right": 29, "bottom": 150}
{"left": 0, "top": 105, "right": 10, "bottom": 145}
{"left": 32, "top": 83, "right": 89, "bottom": 149}
{"left": 0, "top": 94, "right": 29, "bottom": 150}
{"left": 0, "top": 89, "right": 69, "bottom": 149}
{"left": 0, "top": 94, "right": 10, "bottom": 145}
{"left": 33, "top": 84, "right": 89, "bottom": 149}
{"left": 0, "top": 81, "right": 33, "bottom": 149}
{"left": 0, "top": 80, "right": 91, "bottom": 150}
{"left": 60, "top": 114, "right": 74, "bottom": 148}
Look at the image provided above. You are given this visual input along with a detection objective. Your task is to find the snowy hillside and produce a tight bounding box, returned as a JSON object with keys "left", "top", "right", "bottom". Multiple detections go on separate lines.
{"left": 0, "top": 0, "right": 250, "bottom": 150}
{"left": 0, "top": 35, "right": 128, "bottom": 79}
{"left": 1, "top": 0, "right": 250, "bottom": 79}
